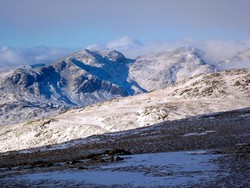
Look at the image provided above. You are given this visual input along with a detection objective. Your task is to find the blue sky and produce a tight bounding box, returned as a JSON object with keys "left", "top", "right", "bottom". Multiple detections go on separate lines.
{"left": 1, "top": 0, "right": 250, "bottom": 69}
{"left": 1, "top": 0, "right": 250, "bottom": 49}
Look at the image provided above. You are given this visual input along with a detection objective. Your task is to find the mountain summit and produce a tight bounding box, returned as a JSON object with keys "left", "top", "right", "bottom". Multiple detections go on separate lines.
{"left": 129, "top": 47, "right": 216, "bottom": 91}
{"left": 0, "top": 49, "right": 142, "bottom": 124}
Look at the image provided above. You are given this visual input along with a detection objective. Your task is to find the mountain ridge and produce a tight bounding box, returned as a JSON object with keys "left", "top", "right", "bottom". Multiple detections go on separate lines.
{"left": 0, "top": 47, "right": 249, "bottom": 125}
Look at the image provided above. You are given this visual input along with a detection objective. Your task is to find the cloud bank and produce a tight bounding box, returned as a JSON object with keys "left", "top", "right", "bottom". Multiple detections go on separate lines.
{"left": 0, "top": 46, "right": 70, "bottom": 70}
{"left": 89, "top": 36, "right": 250, "bottom": 60}
{"left": 106, "top": 37, "right": 143, "bottom": 51}
{"left": 1, "top": 36, "right": 250, "bottom": 71}
{"left": 87, "top": 36, "right": 250, "bottom": 69}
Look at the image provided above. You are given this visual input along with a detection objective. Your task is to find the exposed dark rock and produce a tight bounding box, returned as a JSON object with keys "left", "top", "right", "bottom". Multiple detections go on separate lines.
{"left": 108, "top": 148, "right": 132, "bottom": 155}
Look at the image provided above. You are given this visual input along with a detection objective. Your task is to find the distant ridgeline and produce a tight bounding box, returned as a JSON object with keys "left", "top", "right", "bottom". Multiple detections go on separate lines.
{"left": 0, "top": 47, "right": 249, "bottom": 125}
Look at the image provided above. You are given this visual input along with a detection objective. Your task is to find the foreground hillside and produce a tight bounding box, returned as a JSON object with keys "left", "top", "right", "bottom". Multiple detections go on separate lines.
{"left": 0, "top": 68, "right": 249, "bottom": 152}
{"left": 0, "top": 107, "right": 249, "bottom": 187}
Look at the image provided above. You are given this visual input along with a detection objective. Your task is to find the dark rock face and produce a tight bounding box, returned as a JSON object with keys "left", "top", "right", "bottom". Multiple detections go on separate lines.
{"left": 8, "top": 69, "right": 36, "bottom": 87}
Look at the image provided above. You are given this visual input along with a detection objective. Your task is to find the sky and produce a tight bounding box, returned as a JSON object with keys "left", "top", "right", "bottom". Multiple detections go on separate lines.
{"left": 0, "top": 0, "right": 250, "bottom": 68}
{"left": 1, "top": 0, "right": 250, "bottom": 48}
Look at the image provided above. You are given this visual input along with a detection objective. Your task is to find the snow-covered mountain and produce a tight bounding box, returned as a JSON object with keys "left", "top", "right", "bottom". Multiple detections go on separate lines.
{"left": 218, "top": 48, "right": 250, "bottom": 70}
{"left": 0, "top": 68, "right": 249, "bottom": 152}
{"left": 0, "top": 48, "right": 219, "bottom": 125}
{"left": 129, "top": 47, "right": 217, "bottom": 91}
{"left": 0, "top": 49, "right": 143, "bottom": 125}
{"left": 2, "top": 49, "right": 137, "bottom": 104}
{"left": 232, "top": 48, "right": 250, "bottom": 61}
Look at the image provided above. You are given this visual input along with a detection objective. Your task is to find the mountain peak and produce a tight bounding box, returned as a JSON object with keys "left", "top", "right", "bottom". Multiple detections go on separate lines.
{"left": 217, "top": 48, "right": 250, "bottom": 70}
{"left": 65, "top": 49, "right": 129, "bottom": 66}
{"left": 97, "top": 49, "right": 127, "bottom": 62}
{"left": 129, "top": 47, "right": 215, "bottom": 91}
{"left": 172, "top": 47, "right": 199, "bottom": 53}
{"left": 236, "top": 48, "right": 250, "bottom": 60}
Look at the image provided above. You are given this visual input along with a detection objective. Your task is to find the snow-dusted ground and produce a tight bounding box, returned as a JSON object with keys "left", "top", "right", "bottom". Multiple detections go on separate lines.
{"left": 0, "top": 68, "right": 249, "bottom": 153}
{"left": 0, "top": 98, "right": 248, "bottom": 153}
{"left": 2, "top": 150, "right": 222, "bottom": 187}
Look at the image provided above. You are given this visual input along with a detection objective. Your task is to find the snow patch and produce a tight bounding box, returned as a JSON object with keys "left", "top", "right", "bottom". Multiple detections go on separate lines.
{"left": 182, "top": 130, "right": 216, "bottom": 137}
{"left": 5, "top": 150, "right": 222, "bottom": 187}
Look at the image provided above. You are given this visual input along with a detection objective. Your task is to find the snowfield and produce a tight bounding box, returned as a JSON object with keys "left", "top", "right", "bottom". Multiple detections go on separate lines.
{"left": 0, "top": 68, "right": 249, "bottom": 153}
{"left": 3, "top": 150, "right": 222, "bottom": 187}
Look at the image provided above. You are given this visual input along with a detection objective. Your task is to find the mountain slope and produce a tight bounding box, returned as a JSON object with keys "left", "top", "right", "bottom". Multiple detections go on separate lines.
{"left": 169, "top": 68, "right": 250, "bottom": 98}
{"left": 129, "top": 47, "right": 217, "bottom": 91}
{"left": 0, "top": 68, "right": 249, "bottom": 152}
{"left": 218, "top": 48, "right": 250, "bottom": 70}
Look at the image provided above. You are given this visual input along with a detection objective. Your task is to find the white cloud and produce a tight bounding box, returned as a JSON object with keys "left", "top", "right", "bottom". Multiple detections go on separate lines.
{"left": 0, "top": 46, "right": 26, "bottom": 69}
{"left": 89, "top": 37, "right": 250, "bottom": 65}
{"left": 2, "top": 37, "right": 248, "bottom": 71}
{"left": 86, "top": 44, "right": 104, "bottom": 51}
{"left": 179, "top": 39, "right": 250, "bottom": 63}
{"left": 0, "top": 46, "right": 70, "bottom": 70}
{"left": 106, "top": 36, "right": 142, "bottom": 50}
